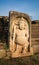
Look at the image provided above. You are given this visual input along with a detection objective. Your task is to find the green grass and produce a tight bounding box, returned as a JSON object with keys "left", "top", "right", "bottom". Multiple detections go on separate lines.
{"left": 0, "top": 54, "right": 39, "bottom": 65}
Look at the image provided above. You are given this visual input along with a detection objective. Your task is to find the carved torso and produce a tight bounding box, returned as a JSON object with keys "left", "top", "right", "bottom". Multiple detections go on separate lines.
{"left": 15, "top": 28, "right": 29, "bottom": 45}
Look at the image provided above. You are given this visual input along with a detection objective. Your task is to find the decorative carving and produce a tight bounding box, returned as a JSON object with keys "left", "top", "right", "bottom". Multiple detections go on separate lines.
{"left": 9, "top": 11, "right": 33, "bottom": 57}
{"left": 10, "top": 17, "right": 29, "bottom": 53}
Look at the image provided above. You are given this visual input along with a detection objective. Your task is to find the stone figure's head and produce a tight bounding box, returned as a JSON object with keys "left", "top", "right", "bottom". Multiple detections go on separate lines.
{"left": 18, "top": 17, "right": 27, "bottom": 30}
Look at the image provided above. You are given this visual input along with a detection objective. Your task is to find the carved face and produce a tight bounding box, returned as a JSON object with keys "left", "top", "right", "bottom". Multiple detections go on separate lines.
{"left": 19, "top": 18, "right": 26, "bottom": 30}
{"left": 19, "top": 21, "right": 25, "bottom": 30}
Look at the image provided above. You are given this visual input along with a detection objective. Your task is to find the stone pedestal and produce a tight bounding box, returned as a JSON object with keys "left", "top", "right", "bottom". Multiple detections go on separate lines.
{"left": 11, "top": 47, "right": 33, "bottom": 58}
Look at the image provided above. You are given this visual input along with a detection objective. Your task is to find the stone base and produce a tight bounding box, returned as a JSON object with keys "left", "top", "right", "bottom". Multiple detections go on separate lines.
{"left": 0, "top": 49, "right": 6, "bottom": 58}
{"left": 11, "top": 47, "right": 33, "bottom": 58}
{"left": 32, "top": 45, "right": 39, "bottom": 54}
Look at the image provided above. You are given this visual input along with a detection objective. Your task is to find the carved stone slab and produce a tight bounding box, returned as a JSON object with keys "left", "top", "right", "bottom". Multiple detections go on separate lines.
{"left": 9, "top": 11, "right": 33, "bottom": 58}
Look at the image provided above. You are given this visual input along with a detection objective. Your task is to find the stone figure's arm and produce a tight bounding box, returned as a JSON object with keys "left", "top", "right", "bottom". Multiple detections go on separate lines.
{"left": 12, "top": 25, "right": 17, "bottom": 52}
{"left": 10, "top": 23, "right": 16, "bottom": 40}
{"left": 25, "top": 30, "right": 29, "bottom": 40}
{"left": 10, "top": 23, "right": 16, "bottom": 52}
{"left": 12, "top": 26, "right": 16, "bottom": 43}
{"left": 10, "top": 22, "right": 14, "bottom": 39}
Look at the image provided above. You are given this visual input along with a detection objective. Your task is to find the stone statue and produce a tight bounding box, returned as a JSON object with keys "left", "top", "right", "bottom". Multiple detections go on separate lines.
{"left": 11, "top": 17, "right": 29, "bottom": 54}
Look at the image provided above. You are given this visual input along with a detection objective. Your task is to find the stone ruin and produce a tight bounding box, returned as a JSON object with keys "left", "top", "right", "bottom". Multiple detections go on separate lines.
{"left": 0, "top": 16, "right": 9, "bottom": 47}
{"left": 0, "top": 16, "right": 9, "bottom": 58}
{"left": 31, "top": 20, "right": 39, "bottom": 53}
{"left": 9, "top": 11, "right": 33, "bottom": 57}
{"left": 0, "top": 11, "right": 39, "bottom": 58}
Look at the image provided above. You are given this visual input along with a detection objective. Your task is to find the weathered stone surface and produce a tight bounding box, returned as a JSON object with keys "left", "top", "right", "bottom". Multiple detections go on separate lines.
{"left": 9, "top": 11, "right": 32, "bottom": 57}
{"left": 0, "top": 49, "right": 6, "bottom": 58}
{"left": 32, "top": 45, "right": 39, "bottom": 53}
{"left": 31, "top": 20, "right": 39, "bottom": 54}
{"left": 0, "top": 16, "right": 9, "bottom": 49}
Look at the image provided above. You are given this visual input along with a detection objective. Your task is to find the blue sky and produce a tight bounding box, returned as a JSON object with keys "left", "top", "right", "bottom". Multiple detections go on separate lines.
{"left": 0, "top": 0, "right": 39, "bottom": 20}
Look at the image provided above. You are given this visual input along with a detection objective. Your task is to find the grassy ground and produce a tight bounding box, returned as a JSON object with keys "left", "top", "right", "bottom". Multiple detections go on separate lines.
{"left": 0, "top": 54, "right": 39, "bottom": 65}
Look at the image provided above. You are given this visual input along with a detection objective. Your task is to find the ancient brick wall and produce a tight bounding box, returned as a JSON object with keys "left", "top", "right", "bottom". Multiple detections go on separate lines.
{"left": 31, "top": 20, "right": 39, "bottom": 53}
{"left": 0, "top": 16, "right": 9, "bottom": 48}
